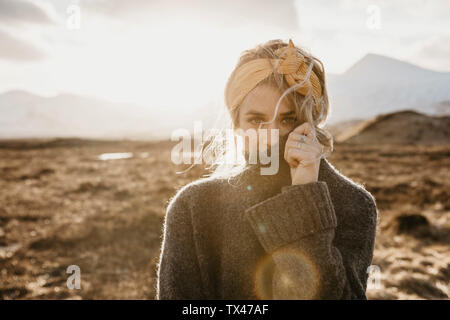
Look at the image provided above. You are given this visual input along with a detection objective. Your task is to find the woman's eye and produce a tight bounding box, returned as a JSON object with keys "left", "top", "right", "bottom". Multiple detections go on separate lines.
{"left": 281, "top": 117, "right": 297, "bottom": 125}
{"left": 248, "top": 118, "right": 263, "bottom": 125}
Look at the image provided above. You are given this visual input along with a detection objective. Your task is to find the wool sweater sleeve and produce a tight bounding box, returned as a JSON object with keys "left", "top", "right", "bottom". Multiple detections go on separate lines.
{"left": 156, "top": 188, "right": 206, "bottom": 300}
{"left": 244, "top": 181, "right": 377, "bottom": 300}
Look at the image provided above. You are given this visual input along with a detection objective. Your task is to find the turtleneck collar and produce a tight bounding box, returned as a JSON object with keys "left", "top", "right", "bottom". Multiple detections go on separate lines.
{"left": 233, "top": 156, "right": 332, "bottom": 199}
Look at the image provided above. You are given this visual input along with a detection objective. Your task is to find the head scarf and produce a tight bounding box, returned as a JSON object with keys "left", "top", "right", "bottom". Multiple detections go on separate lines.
{"left": 225, "top": 39, "right": 323, "bottom": 113}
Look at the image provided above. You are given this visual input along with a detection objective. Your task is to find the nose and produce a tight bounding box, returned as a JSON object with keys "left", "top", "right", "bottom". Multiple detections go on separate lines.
{"left": 258, "top": 120, "right": 280, "bottom": 131}
{"left": 258, "top": 121, "right": 281, "bottom": 148}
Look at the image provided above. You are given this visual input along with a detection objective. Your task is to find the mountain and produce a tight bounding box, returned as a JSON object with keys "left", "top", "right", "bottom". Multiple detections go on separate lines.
{"left": 327, "top": 54, "right": 450, "bottom": 123}
{"left": 334, "top": 110, "right": 450, "bottom": 145}
{"left": 0, "top": 90, "right": 228, "bottom": 140}
{"left": 1, "top": 53, "right": 449, "bottom": 139}
{"left": 0, "top": 90, "right": 169, "bottom": 139}
{"left": 324, "top": 118, "right": 366, "bottom": 142}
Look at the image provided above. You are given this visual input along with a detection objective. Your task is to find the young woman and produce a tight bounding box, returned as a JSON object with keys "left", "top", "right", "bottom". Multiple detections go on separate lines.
{"left": 156, "top": 39, "right": 378, "bottom": 300}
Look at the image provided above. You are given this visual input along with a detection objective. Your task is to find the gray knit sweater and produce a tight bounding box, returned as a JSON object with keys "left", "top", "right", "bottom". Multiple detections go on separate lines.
{"left": 156, "top": 157, "right": 378, "bottom": 299}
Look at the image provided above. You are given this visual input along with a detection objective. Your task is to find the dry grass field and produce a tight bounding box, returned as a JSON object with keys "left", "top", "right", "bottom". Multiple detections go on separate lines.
{"left": 0, "top": 138, "right": 448, "bottom": 299}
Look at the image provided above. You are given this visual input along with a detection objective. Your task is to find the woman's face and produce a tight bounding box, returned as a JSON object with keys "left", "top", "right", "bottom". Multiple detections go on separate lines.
{"left": 236, "top": 84, "right": 297, "bottom": 154}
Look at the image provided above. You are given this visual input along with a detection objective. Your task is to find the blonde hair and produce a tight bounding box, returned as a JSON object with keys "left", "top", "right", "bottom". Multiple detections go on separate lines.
{"left": 197, "top": 39, "right": 334, "bottom": 180}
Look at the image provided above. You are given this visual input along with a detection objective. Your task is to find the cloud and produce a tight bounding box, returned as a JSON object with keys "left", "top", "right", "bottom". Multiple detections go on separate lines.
{"left": 82, "top": 0, "right": 300, "bottom": 31}
{"left": 413, "top": 35, "right": 450, "bottom": 72}
{"left": 290, "top": 0, "right": 450, "bottom": 73}
{"left": 0, "top": 29, "right": 45, "bottom": 61}
{"left": 0, "top": 0, "right": 54, "bottom": 25}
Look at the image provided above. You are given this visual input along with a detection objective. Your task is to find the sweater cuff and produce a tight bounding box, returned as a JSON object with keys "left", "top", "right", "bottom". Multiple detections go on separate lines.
{"left": 244, "top": 181, "right": 337, "bottom": 253}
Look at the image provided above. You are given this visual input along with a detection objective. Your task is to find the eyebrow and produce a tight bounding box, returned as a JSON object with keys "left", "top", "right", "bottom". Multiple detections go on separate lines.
{"left": 244, "top": 110, "right": 295, "bottom": 116}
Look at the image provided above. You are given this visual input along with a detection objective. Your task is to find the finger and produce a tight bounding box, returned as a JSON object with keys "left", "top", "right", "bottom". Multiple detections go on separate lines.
{"left": 290, "top": 122, "right": 316, "bottom": 139}
{"left": 287, "top": 148, "right": 317, "bottom": 162}
{"left": 285, "top": 148, "right": 317, "bottom": 167}
{"left": 287, "top": 151, "right": 316, "bottom": 168}
{"left": 287, "top": 132, "right": 323, "bottom": 153}
{"left": 284, "top": 142, "right": 318, "bottom": 165}
{"left": 288, "top": 131, "right": 319, "bottom": 149}
{"left": 286, "top": 139, "right": 322, "bottom": 153}
{"left": 288, "top": 131, "right": 314, "bottom": 143}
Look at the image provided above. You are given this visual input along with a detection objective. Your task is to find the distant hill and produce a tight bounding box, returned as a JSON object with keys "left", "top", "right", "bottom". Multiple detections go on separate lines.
{"left": 324, "top": 118, "right": 366, "bottom": 142}
{"left": 0, "top": 90, "right": 227, "bottom": 140}
{"left": 0, "top": 90, "right": 169, "bottom": 140}
{"left": 1, "top": 53, "right": 449, "bottom": 139}
{"left": 335, "top": 110, "right": 450, "bottom": 145}
{"left": 327, "top": 54, "right": 450, "bottom": 123}
{"left": 435, "top": 100, "right": 450, "bottom": 115}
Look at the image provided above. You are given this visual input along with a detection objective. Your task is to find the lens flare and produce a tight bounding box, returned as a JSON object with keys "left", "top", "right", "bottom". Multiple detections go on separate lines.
{"left": 253, "top": 246, "right": 320, "bottom": 300}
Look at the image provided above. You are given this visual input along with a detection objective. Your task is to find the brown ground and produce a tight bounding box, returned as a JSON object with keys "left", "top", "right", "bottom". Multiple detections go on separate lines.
{"left": 0, "top": 138, "right": 448, "bottom": 300}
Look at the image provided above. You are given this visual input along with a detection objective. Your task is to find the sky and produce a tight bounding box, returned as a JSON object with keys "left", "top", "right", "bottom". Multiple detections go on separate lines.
{"left": 0, "top": 0, "right": 449, "bottom": 113}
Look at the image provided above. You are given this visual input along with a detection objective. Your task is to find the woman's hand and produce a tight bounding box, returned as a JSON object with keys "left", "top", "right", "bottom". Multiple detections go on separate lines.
{"left": 284, "top": 122, "right": 323, "bottom": 185}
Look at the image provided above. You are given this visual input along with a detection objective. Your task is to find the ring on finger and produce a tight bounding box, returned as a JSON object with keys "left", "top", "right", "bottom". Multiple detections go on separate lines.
{"left": 299, "top": 135, "right": 307, "bottom": 143}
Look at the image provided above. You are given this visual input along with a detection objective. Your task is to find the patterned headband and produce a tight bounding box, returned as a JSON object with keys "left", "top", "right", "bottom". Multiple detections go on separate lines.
{"left": 225, "top": 39, "right": 323, "bottom": 113}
